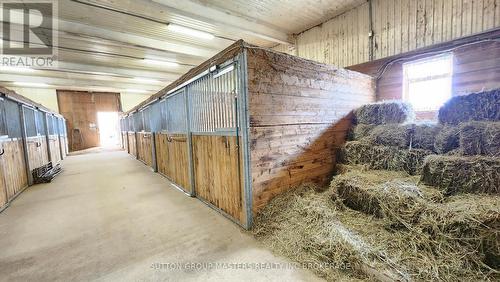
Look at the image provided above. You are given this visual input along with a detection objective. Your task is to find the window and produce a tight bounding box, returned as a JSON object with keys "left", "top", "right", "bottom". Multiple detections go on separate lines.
{"left": 403, "top": 54, "right": 453, "bottom": 111}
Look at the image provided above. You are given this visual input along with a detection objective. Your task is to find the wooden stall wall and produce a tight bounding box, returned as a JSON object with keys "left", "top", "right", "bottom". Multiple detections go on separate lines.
{"left": 137, "top": 132, "right": 153, "bottom": 167}
{"left": 127, "top": 133, "right": 137, "bottom": 157}
{"left": 156, "top": 133, "right": 191, "bottom": 192}
{"left": 49, "top": 135, "right": 61, "bottom": 164}
{"left": 57, "top": 90, "right": 121, "bottom": 152}
{"left": 0, "top": 139, "right": 28, "bottom": 201}
{"left": 122, "top": 132, "right": 129, "bottom": 153}
{"left": 27, "top": 136, "right": 49, "bottom": 170}
{"left": 246, "top": 48, "right": 376, "bottom": 214}
{"left": 347, "top": 33, "right": 500, "bottom": 119}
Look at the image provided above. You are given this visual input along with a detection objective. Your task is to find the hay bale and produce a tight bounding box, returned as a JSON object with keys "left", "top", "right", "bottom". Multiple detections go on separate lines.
{"left": 410, "top": 123, "right": 442, "bottom": 151}
{"left": 354, "top": 101, "right": 415, "bottom": 125}
{"left": 339, "top": 141, "right": 433, "bottom": 175}
{"left": 418, "top": 195, "right": 500, "bottom": 270}
{"left": 438, "top": 89, "right": 500, "bottom": 125}
{"left": 460, "top": 121, "right": 500, "bottom": 156}
{"left": 331, "top": 169, "right": 440, "bottom": 219}
{"left": 349, "top": 124, "right": 375, "bottom": 140}
{"left": 364, "top": 124, "right": 412, "bottom": 148}
{"left": 434, "top": 126, "right": 460, "bottom": 154}
{"left": 421, "top": 155, "right": 500, "bottom": 195}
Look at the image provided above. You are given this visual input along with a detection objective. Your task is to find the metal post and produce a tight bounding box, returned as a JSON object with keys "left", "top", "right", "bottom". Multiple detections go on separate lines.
{"left": 185, "top": 89, "right": 195, "bottom": 196}
{"left": 19, "top": 106, "right": 33, "bottom": 186}
{"left": 43, "top": 113, "right": 52, "bottom": 163}
{"left": 151, "top": 132, "right": 158, "bottom": 172}
{"left": 57, "top": 117, "right": 64, "bottom": 160}
{"left": 238, "top": 51, "right": 253, "bottom": 230}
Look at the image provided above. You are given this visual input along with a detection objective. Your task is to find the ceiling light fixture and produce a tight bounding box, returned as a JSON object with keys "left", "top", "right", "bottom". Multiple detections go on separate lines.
{"left": 143, "top": 59, "right": 179, "bottom": 67}
{"left": 124, "top": 89, "right": 149, "bottom": 94}
{"left": 13, "top": 82, "right": 50, "bottom": 87}
{"left": 133, "top": 77, "right": 161, "bottom": 83}
{"left": 1, "top": 66, "right": 35, "bottom": 72}
{"left": 167, "top": 24, "right": 215, "bottom": 40}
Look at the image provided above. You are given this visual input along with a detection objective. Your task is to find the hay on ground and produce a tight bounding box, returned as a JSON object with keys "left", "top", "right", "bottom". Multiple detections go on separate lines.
{"left": 434, "top": 126, "right": 460, "bottom": 154}
{"left": 460, "top": 121, "right": 500, "bottom": 156}
{"left": 421, "top": 155, "right": 500, "bottom": 195}
{"left": 411, "top": 123, "right": 442, "bottom": 151}
{"left": 438, "top": 89, "right": 500, "bottom": 125}
{"left": 338, "top": 141, "right": 433, "bottom": 175}
{"left": 253, "top": 179, "right": 500, "bottom": 281}
{"left": 354, "top": 101, "right": 415, "bottom": 125}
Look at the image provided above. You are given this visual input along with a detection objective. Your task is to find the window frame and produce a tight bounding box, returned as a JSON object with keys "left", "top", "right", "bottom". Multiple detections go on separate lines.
{"left": 402, "top": 53, "right": 454, "bottom": 112}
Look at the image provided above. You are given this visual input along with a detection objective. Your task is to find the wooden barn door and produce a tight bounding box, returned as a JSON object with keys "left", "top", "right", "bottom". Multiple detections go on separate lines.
{"left": 188, "top": 63, "right": 246, "bottom": 225}
{"left": 57, "top": 90, "right": 120, "bottom": 152}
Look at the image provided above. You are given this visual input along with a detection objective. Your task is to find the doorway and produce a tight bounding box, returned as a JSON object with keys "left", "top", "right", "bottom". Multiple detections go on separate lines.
{"left": 97, "top": 112, "right": 120, "bottom": 148}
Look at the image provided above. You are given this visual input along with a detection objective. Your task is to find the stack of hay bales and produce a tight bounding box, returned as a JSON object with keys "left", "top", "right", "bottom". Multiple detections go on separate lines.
{"left": 421, "top": 90, "right": 500, "bottom": 195}
{"left": 253, "top": 89, "right": 500, "bottom": 281}
{"left": 341, "top": 101, "right": 436, "bottom": 175}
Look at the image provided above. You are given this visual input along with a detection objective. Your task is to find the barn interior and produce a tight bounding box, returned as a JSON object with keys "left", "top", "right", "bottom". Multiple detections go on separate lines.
{"left": 0, "top": 1, "right": 499, "bottom": 281}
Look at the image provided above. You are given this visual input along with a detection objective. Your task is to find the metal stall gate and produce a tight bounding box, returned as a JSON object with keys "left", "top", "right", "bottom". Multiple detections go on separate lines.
{"left": 47, "top": 114, "right": 61, "bottom": 164}
{"left": 155, "top": 89, "right": 192, "bottom": 194}
{"left": 187, "top": 61, "right": 247, "bottom": 225}
{"left": 127, "top": 113, "right": 138, "bottom": 157}
{"left": 22, "top": 106, "right": 50, "bottom": 182}
{"left": 56, "top": 117, "right": 67, "bottom": 159}
{"left": 137, "top": 107, "right": 154, "bottom": 167}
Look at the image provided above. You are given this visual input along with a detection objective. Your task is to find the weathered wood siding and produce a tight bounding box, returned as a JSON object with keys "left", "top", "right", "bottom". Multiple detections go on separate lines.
{"left": 49, "top": 135, "right": 61, "bottom": 164}
{"left": 246, "top": 48, "right": 376, "bottom": 214}
{"left": 155, "top": 133, "right": 191, "bottom": 192}
{"left": 192, "top": 135, "right": 244, "bottom": 223}
{"left": 27, "top": 136, "right": 49, "bottom": 170}
{"left": 137, "top": 132, "right": 153, "bottom": 167}
{"left": 0, "top": 139, "right": 28, "bottom": 199}
{"left": 274, "top": 0, "right": 500, "bottom": 67}
{"left": 127, "top": 133, "right": 137, "bottom": 157}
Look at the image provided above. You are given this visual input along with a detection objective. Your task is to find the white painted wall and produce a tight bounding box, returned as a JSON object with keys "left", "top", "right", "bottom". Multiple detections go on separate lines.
{"left": 8, "top": 87, "right": 59, "bottom": 112}
{"left": 120, "top": 93, "right": 152, "bottom": 112}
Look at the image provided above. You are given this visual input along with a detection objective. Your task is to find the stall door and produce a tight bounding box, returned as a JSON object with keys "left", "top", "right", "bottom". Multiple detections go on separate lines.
{"left": 156, "top": 90, "right": 192, "bottom": 193}
{"left": 189, "top": 64, "right": 245, "bottom": 224}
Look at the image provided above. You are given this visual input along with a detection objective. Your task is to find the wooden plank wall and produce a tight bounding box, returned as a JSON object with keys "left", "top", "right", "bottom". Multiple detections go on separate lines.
{"left": 192, "top": 135, "right": 243, "bottom": 223}
{"left": 49, "top": 135, "right": 61, "bottom": 163}
{"left": 137, "top": 132, "right": 153, "bottom": 167}
{"left": 0, "top": 139, "right": 28, "bottom": 200}
{"left": 155, "top": 133, "right": 191, "bottom": 192}
{"left": 127, "top": 133, "right": 137, "bottom": 157}
{"left": 246, "top": 48, "right": 376, "bottom": 214}
{"left": 27, "top": 136, "right": 49, "bottom": 170}
{"left": 57, "top": 90, "right": 121, "bottom": 152}
{"left": 122, "top": 132, "right": 129, "bottom": 153}
{"left": 348, "top": 40, "right": 500, "bottom": 117}
{"left": 274, "top": 0, "right": 500, "bottom": 68}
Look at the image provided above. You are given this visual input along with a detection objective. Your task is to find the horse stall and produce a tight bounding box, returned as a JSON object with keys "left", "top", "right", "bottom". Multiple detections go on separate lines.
{"left": 127, "top": 115, "right": 137, "bottom": 158}
{"left": 0, "top": 87, "right": 67, "bottom": 211}
{"left": 121, "top": 41, "right": 375, "bottom": 228}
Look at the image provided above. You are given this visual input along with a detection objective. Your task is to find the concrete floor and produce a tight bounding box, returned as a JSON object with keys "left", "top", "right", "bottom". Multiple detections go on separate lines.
{"left": 0, "top": 150, "right": 323, "bottom": 282}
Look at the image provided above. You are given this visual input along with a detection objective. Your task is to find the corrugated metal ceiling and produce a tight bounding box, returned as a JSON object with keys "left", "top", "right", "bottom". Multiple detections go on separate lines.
{"left": 1, "top": 0, "right": 363, "bottom": 95}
